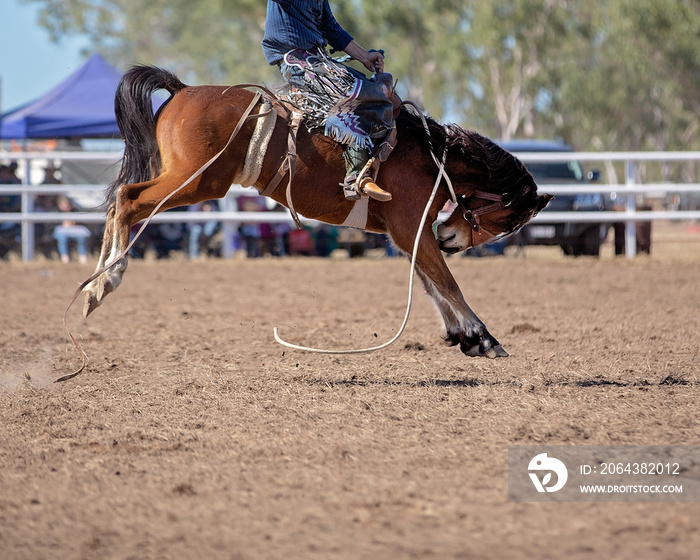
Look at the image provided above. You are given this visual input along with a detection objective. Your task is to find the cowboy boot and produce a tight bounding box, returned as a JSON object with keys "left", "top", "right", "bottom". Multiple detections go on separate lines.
{"left": 341, "top": 145, "right": 392, "bottom": 202}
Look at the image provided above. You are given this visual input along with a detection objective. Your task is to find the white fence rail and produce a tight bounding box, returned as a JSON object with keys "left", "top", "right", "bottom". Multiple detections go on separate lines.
{"left": 517, "top": 151, "right": 700, "bottom": 257}
{"left": 2, "top": 150, "right": 700, "bottom": 261}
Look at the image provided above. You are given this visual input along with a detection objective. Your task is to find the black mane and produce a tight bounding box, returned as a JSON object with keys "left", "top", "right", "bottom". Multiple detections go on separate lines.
{"left": 396, "top": 108, "right": 533, "bottom": 196}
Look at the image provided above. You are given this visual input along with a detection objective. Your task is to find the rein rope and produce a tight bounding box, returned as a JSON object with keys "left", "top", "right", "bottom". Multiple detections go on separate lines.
{"left": 59, "top": 88, "right": 270, "bottom": 382}
{"left": 273, "top": 149, "right": 447, "bottom": 355}
{"left": 402, "top": 100, "right": 457, "bottom": 205}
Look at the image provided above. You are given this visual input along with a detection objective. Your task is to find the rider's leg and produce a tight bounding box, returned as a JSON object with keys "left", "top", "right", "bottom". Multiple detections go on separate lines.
{"left": 341, "top": 144, "right": 392, "bottom": 202}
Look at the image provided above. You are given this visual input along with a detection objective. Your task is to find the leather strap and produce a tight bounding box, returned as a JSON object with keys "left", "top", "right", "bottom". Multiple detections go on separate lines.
{"left": 260, "top": 112, "right": 302, "bottom": 198}
{"left": 261, "top": 155, "right": 289, "bottom": 196}
{"left": 284, "top": 113, "right": 304, "bottom": 229}
{"left": 376, "top": 124, "right": 397, "bottom": 163}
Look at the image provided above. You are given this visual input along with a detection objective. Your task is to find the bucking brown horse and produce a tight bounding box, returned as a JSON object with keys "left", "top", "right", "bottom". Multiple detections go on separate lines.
{"left": 82, "top": 65, "right": 551, "bottom": 361}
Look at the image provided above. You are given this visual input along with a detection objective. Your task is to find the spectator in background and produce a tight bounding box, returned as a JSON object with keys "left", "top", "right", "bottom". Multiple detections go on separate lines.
{"left": 42, "top": 161, "right": 61, "bottom": 184}
{"left": 240, "top": 222, "right": 262, "bottom": 258}
{"left": 266, "top": 203, "right": 291, "bottom": 257}
{"left": 238, "top": 197, "right": 265, "bottom": 258}
{"left": 153, "top": 220, "right": 186, "bottom": 259}
{"left": 128, "top": 210, "right": 186, "bottom": 259}
{"left": 38, "top": 162, "right": 62, "bottom": 210}
{"left": 313, "top": 224, "right": 337, "bottom": 257}
{"left": 34, "top": 162, "right": 63, "bottom": 258}
{"left": 53, "top": 195, "right": 91, "bottom": 264}
{"left": 0, "top": 163, "right": 22, "bottom": 197}
{"left": 2, "top": 162, "right": 22, "bottom": 185}
{"left": 288, "top": 226, "right": 314, "bottom": 256}
{"left": 188, "top": 200, "right": 220, "bottom": 259}
{"left": 0, "top": 163, "right": 22, "bottom": 259}
{"left": 273, "top": 222, "right": 290, "bottom": 257}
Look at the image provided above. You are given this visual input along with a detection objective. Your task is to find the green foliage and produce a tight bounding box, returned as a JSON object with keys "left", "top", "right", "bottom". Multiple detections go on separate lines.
{"left": 23, "top": 0, "right": 276, "bottom": 85}
{"left": 22, "top": 0, "right": 700, "bottom": 151}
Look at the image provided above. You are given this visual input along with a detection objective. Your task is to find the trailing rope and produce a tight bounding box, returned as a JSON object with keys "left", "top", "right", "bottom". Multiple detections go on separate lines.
{"left": 273, "top": 135, "right": 450, "bottom": 355}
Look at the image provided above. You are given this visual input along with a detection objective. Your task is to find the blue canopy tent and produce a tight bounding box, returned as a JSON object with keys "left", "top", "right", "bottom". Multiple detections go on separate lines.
{"left": 0, "top": 54, "right": 122, "bottom": 139}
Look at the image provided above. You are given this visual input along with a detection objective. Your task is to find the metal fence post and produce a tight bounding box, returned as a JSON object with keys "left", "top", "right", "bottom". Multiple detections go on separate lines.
{"left": 221, "top": 191, "right": 236, "bottom": 258}
{"left": 625, "top": 159, "right": 637, "bottom": 258}
{"left": 19, "top": 158, "right": 35, "bottom": 261}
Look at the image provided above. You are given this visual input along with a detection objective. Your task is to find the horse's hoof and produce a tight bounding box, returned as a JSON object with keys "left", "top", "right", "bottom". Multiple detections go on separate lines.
{"left": 82, "top": 279, "right": 111, "bottom": 317}
{"left": 83, "top": 280, "right": 103, "bottom": 317}
{"left": 83, "top": 292, "right": 101, "bottom": 317}
{"left": 448, "top": 330, "right": 508, "bottom": 358}
{"left": 485, "top": 345, "right": 509, "bottom": 358}
{"left": 463, "top": 344, "right": 483, "bottom": 357}
{"left": 463, "top": 341, "right": 508, "bottom": 358}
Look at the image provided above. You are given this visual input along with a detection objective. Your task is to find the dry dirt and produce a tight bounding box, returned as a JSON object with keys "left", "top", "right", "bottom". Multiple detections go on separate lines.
{"left": 1, "top": 222, "right": 699, "bottom": 559}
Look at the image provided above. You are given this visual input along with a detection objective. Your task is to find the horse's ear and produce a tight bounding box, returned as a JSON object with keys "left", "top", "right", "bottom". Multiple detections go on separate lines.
{"left": 536, "top": 194, "right": 554, "bottom": 214}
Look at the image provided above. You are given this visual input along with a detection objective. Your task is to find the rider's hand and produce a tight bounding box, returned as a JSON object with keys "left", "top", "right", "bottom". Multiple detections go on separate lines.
{"left": 365, "top": 50, "right": 384, "bottom": 74}
{"left": 344, "top": 41, "right": 385, "bottom": 74}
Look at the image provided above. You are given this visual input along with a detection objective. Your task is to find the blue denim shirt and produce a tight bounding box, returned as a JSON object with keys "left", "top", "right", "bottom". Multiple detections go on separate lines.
{"left": 262, "top": 0, "right": 354, "bottom": 65}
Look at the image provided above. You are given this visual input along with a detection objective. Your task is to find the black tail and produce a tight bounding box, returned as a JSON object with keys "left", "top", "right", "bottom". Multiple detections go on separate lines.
{"left": 105, "top": 65, "right": 187, "bottom": 204}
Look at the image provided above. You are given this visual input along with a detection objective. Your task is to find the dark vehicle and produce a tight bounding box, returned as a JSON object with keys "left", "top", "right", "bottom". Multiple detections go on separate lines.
{"left": 498, "top": 139, "right": 609, "bottom": 256}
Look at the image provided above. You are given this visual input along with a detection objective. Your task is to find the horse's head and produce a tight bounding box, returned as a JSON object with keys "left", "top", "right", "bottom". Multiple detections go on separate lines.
{"left": 434, "top": 128, "right": 553, "bottom": 253}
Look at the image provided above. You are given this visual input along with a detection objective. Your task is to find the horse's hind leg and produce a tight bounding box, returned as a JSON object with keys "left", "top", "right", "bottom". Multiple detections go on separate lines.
{"left": 83, "top": 178, "right": 174, "bottom": 316}
{"left": 82, "top": 202, "right": 124, "bottom": 316}
{"left": 409, "top": 231, "right": 507, "bottom": 358}
{"left": 95, "top": 202, "right": 117, "bottom": 272}
{"left": 83, "top": 169, "right": 227, "bottom": 316}
{"left": 82, "top": 189, "right": 139, "bottom": 316}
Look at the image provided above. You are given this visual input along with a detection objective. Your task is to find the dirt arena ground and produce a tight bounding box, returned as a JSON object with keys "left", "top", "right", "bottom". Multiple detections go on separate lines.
{"left": 1, "top": 221, "right": 699, "bottom": 559}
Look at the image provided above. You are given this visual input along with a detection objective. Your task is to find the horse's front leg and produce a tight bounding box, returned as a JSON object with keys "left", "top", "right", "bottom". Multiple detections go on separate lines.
{"left": 413, "top": 233, "right": 508, "bottom": 358}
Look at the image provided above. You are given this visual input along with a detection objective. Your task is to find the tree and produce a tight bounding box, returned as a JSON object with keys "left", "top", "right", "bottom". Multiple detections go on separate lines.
{"left": 24, "top": 0, "right": 275, "bottom": 85}
{"left": 569, "top": 0, "right": 700, "bottom": 152}
{"left": 341, "top": 0, "right": 460, "bottom": 117}
{"left": 433, "top": 1, "right": 600, "bottom": 140}
{"left": 23, "top": 0, "right": 700, "bottom": 154}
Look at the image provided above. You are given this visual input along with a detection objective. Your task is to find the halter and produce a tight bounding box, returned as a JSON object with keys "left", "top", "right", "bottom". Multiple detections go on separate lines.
{"left": 457, "top": 182, "right": 533, "bottom": 247}
{"left": 456, "top": 191, "right": 506, "bottom": 233}
{"left": 402, "top": 101, "right": 522, "bottom": 237}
